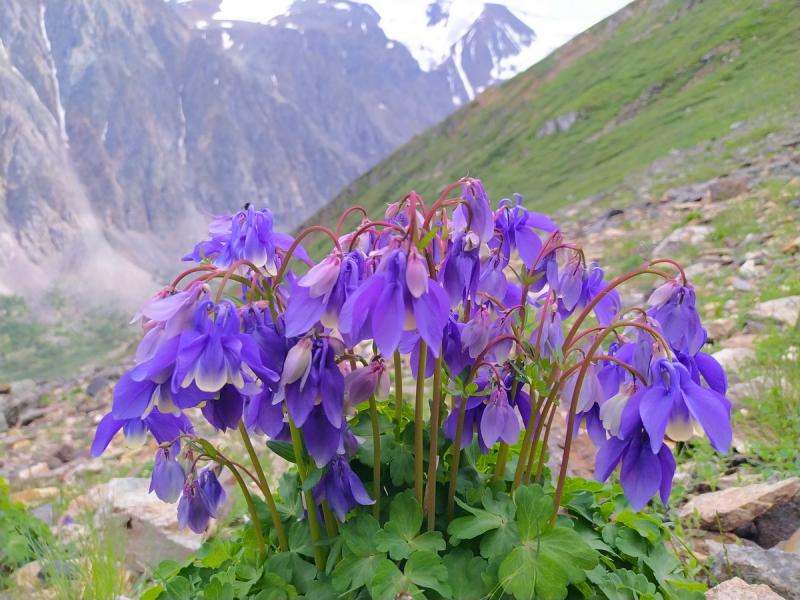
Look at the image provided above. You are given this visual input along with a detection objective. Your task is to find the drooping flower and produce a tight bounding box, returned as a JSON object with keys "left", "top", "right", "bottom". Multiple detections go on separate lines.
{"left": 442, "top": 377, "right": 489, "bottom": 451}
{"left": 313, "top": 455, "right": 374, "bottom": 521}
{"left": 283, "top": 337, "right": 344, "bottom": 430}
{"left": 461, "top": 305, "right": 491, "bottom": 358}
{"left": 478, "top": 251, "right": 508, "bottom": 301}
{"left": 479, "top": 386, "right": 520, "bottom": 447}
{"left": 451, "top": 180, "right": 495, "bottom": 244}
{"left": 177, "top": 480, "right": 215, "bottom": 534}
{"left": 492, "top": 194, "right": 557, "bottom": 266}
{"left": 649, "top": 280, "right": 704, "bottom": 355}
{"left": 344, "top": 358, "right": 390, "bottom": 407}
{"left": 535, "top": 304, "right": 564, "bottom": 362}
{"left": 199, "top": 467, "right": 227, "bottom": 514}
{"left": 439, "top": 232, "right": 481, "bottom": 308}
{"left": 338, "top": 248, "right": 449, "bottom": 356}
{"left": 150, "top": 446, "right": 185, "bottom": 503}
{"left": 244, "top": 387, "right": 285, "bottom": 438}
{"left": 91, "top": 410, "right": 194, "bottom": 457}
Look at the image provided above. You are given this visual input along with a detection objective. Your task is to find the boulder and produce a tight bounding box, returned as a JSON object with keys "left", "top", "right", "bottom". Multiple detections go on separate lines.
{"left": 711, "top": 347, "right": 755, "bottom": 372}
{"left": 653, "top": 225, "right": 711, "bottom": 256}
{"left": 727, "top": 378, "right": 764, "bottom": 410}
{"left": 706, "top": 318, "right": 737, "bottom": 342}
{"left": 11, "top": 487, "right": 60, "bottom": 506}
{"left": 783, "top": 529, "right": 800, "bottom": 554}
{"left": 748, "top": 297, "right": 800, "bottom": 328}
{"left": 706, "top": 577, "right": 784, "bottom": 600}
{"left": 708, "top": 542, "right": 800, "bottom": 600}
{"left": 755, "top": 499, "right": 800, "bottom": 549}
{"left": 91, "top": 478, "right": 204, "bottom": 573}
{"left": 679, "top": 478, "right": 800, "bottom": 531}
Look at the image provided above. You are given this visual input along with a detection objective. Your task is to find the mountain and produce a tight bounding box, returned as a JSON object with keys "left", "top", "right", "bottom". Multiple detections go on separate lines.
{"left": 300, "top": 0, "right": 800, "bottom": 254}
{"left": 0, "top": 0, "right": 542, "bottom": 311}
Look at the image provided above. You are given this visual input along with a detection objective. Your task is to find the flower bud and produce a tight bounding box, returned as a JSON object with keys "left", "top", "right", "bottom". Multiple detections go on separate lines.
{"left": 150, "top": 447, "right": 186, "bottom": 503}
{"left": 405, "top": 246, "right": 429, "bottom": 298}
{"left": 648, "top": 279, "right": 678, "bottom": 307}
{"left": 299, "top": 254, "right": 341, "bottom": 299}
{"left": 282, "top": 337, "right": 313, "bottom": 386}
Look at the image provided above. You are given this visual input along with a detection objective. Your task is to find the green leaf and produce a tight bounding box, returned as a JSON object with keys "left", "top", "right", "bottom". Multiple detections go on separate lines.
{"left": 267, "top": 440, "right": 297, "bottom": 463}
{"left": 616, "top": 510, "right": 665, "bottom": 543}
{"left": 447, "top": 507, "right": 503, "bottom": 544}
{"left": 153, "top": 558, "right": 195, "bottom": 580}
{"left": 203, "top": 577, "right": 235, "bottom": 600}
{"left": 370, "top": 560, "right": 424, "bottom": 600}
{"left": 513, "top": 485, "right": 554, "bottom": 542}
{"left": 536, "top": 527, "right": 599, "bottom": 584}
{"left": 287, "top": 521, "right": 314, "bottom": 557}
{"left": 374, "top": 490, "right": 446, "bottom": 560}
{"left": 276, "top": 473, "right": 304, "bottom": 521}
{"left": 139, "top": 586, "right": 165, "bottom": 600}
{"left": 164, "top": 576, "right": 193, "bottom": 600}
{"left": 200, "top": 544, "right": 232, "bottom": 569}
{"left": 302, "top": 466, "right": 324, "bottom": 492}
{"left": 616, "top": 526, "right": 650, "bottom": 557}
{"left": 197, "top": 438, "right": 218, "bottom": 459}
{"left": 305, "top": 576, "right": 338, "bottom": 600}
{"left": 333, "top": 553, "right": 386, "bottom": 594}
{"left": 252, "top": 574, "right": 300, "bottom": 600}
{"left": 383, "top": 434, "right": 415, "bottom": 486}
{"left": 442, "top": 549, "right": 488, "bottom": 600}
{"left": 265, "top": 551, "right": 316, "bottom": 595}
{"left": 417, "top": 228, "right": 439, "bottom": 250}
{"left": 498, "top": 545, "right": 567, "bottom": 600}
{"left": 448, "top": 493, "right": 519, "bottom": 559}
{"left": 405, "top": 551, "right": 452, "bottom": 598}
{"left": 235, "top": 561, "right": 260, "bottom": 582}
{"left": 586, "top": 566, "right": 662, "bottom": 600}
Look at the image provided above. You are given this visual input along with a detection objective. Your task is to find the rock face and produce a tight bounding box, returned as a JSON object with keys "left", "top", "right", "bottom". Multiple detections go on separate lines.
{"left": 708, "top": 542, "right": 800, "bottom": 600}
{"left": 706, "top": 577, "right": 784, "bottom": 600}
{"left": 679, "top": 478, "right": 800, "bottom": 532}
{"left": 749, "top": 297, "right": 800, "bottom": 328}
{"left": 0, "top": 0, "right": 538, "bottom": 311}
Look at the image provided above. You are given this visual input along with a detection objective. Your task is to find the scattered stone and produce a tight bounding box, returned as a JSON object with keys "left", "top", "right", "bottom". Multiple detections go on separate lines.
{"left": 685, "top": 263, "right": 711, "bottom": 278}
{"left": 708, "top": 541, "right": 800, "bottom": 600}
{"left": 727, "top": 379, "right": 765, "bottom": 409}
{"left": 711, "top": 347, "right": 755, "bottom": 372}
{"left": 18, "top": 407, "right": 47, "bottom": 426}
{"left": 784, "top": 529, "right": 800, "bottom": 554}
{"left": 653, "top": 225, "right": 711, "bottom": 256}
{"left": 749, "top": 296, "right": 800, "bottom": 328}
{"left": 11, "top": 487, "right": 60, "bottom": 506}
{"left": 53, "top": 442, "right": 77, "bottom": 464}
{"left": 32, "top": 503, "right": 57, "bottom": 526}
{"left": 706, "top": 318, "right": 737, "bottom": 342}
{"left": 733, "top": 277, "right": 754, "bottom": 292}
{"left": 706, "top": 577, "right": 784, "bottom": 600}
{"left": 722, "top": 333, "right": 758, "bottom": 350}
{"left": 17, "top": 462, "right": 51, "bottom": 481}
{"left": 11, "top": 560, "right": 43, "bottom": 589}
{"left": 545, "top": 407, "right": 596, "bottom": 480}
{"left": 679, "top": 478, "right": 800, "bottom": 531}
{"left": 92, "top": 478, "right": 205, "bottom": 573}
{"left": 0, "top": 384, "right": 10, "bottom": 394}
{"left": 740, "top": 259, "right": 765, "bottom": 278}
{"left": 755, "top": 499, "right": 800, "bottom": 550}
{"left": 781, "top": 238, "right": 800, "bottom": 255}
{"left": 86, "top": 377, "right": 114, "bottom": 397}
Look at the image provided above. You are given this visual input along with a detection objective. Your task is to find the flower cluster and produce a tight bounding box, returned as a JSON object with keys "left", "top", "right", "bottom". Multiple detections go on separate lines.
{"left": 92, "top": 177, "right": 731, "bottom": 548}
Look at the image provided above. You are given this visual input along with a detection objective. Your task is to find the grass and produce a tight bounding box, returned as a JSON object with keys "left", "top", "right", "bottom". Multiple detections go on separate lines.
{"left": 0, "top": 295, "right": 133, "bottom": 382}
{"left": 296, "top": 0, "right": 800, "bottom": 260}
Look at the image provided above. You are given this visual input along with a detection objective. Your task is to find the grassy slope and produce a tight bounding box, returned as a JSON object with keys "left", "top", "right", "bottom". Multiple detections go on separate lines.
{"left": 298, "top": 0, "right": 800, "bottom": 255}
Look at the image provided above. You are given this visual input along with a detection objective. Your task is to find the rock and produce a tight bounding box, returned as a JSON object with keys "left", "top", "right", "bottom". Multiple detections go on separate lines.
{"left": 711, "top": 347, "right": 755, "bottom": 372}
{"left": 0, "top": 410, "right": 7, "bottom": 433}
{"left": 685, "top": 263, "right": 711, "bottom": 278}
{"left": 17, "top": 462, "right": 51, "bottom": 481}
{"left": 0, "top": 383, "right": 10, "bottom": 394}
{"left": 18, "top": 407, "right": 48, "bottom": 426}
{"left": 784, "top": 529, "right": 800, "bottom": 554}
{"left": 755, "top": 499, "right": 800, "bottom": 550}
{"left": 706, "top": 577, "right": 784, "bottom": 600}
{"left": 722, "top": 333, "right": 758, "bottom": 350}
{"left": 52, "top": 443, "right": 77, "bottom": 464}
{"left": 653, "top": 225, "right": 711, "bottom": 256}
{"left": 679, "top": 478, "right": 800, "bottom": 531}
{"left": 536, "top": 119, "right": 558, "bottom": 138}
{"left": 32, "top": 503, "right": 57, "bottom": 526}
{"left": 782, "top": 237, "right": 800, "bottom": 255}
{"left": 545, "top": 407, "right": 596, "bottom": 480}
{"left": 727, "top": 379, "right": 765, "bottom": 409}
{"left": 740, "top": 259, "right": 765, "bottom": 278}
{"left": 708, "top": 542, "right": 800, "bottom": 600}
{"left": 92, "top": 478, "right": 205, "bottom": 573}
{"left": 749, "top": 297, "right": 800, "bottom": 328}
{"left": 706, "top": 318, "right": 737, "bottom": 342}
{"left": 602, "top": 208, "right": 625, "bottom": 219}
{"left": 555, "top": 110, "right": 579, "bottom": 132}
{"left": 86, "top": 377, "right": 114, "bottom": 397}
{"left": 734, "top": 277, "right": 754, "bottom": 292}
{"left": 11, "top": 560, "right": 43, "bottom": 589}
{"left": 11, "top": 487, "right": 60, "bottom": 506}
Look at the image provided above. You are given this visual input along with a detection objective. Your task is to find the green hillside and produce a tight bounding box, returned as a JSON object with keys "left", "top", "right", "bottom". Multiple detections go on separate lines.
{"left": 298, "top": 0, "right": 800, "bottom": 255}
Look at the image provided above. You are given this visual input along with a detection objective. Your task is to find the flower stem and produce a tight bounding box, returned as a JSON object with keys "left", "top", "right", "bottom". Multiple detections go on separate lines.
{"left": 288, "top": 417, "right": 326, "bottom": 571}
{"left": 219, "top": 458, "right": 267, "bottom": 562}
{"left": 368, "top": 395, "right": 382, "bottom": 520}
{"left": 446, "top": 394, "right": 467, "bottom": 521}
{"left": 394, "top": 351, "right": 403, "bottom": 440}
{"left": 533, "top": 403, "right": 558, "bottom": 485}
{"left": 414, "top": 341, "right": 428, "bottom": 505}
{"left": 424, "top": 355, "right": 443, "bottom": 530}
{"left": 492, "top": 377, "right": 519, "bottom": 483}
{"left": 238, "top": 421, "right": 288, "bottom": 552}
{"left": 322, "top": 501, "right": 338, "bottom": 539}
{"left": 512, "top": 386, "right": 542, "bottom": 490}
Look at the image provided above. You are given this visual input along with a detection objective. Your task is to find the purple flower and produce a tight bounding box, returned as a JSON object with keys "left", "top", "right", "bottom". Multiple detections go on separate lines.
{"left": 313, "top": 455, "right": 374, "bottom": 521}
{"left": 303, "top": 405, "right": 346, "bottom": 468}
{"left": 150, "top": 446, "right": 185, "bottom": 503}
{"left": 201, "top": 384, "right": 246, "bottom": 432}
{"left": 284, "top": 251, "right": 365, "bottom": 338}
{"left": 461, "top": 305, "right": 491, "bottom": 358}
{"left": 632, "top": 359, "right": 731, "bottom": 454}
{"left": 557, "top": 258, "right": 585, "bottom": 313}
{"left": 345, "top": 358, "right": 390, "bottom": 407}
{"left": 485, "top": 312, "right": 514, "bottom": 364}
{"left": 442, "top": 315, "right": 472, "bottom": 377}
{"left": 177, "top": 480, "right": 215, "bottom": 534}
{"left": 562, "top": 364, "right": 604, "bottom": 415}
{"left": 132, "top": 281, "right": 211, "bottom": 343}
{"left": 451, "top": 180, "right": 495, "bottom": 244}
{"left": 199, "top": 467, "right": 226, "bottom": 513}
{"left": 439, "top": 232, "right": 481, "bottom": 308}
{"left": 91, "top": 410, "right": 194, "bottom": 457}
{"left": 649, "top": 281, "right": 704, "bottom": 355}
{"left": 284, "top": 337, "right": 344, "bottom": 430}
{"left": 399, "top": 332, "right": 436, "bottom": 381}
{"left": 595, "top": 428, "right": 676, "bottom": 511}
{"left": 479, "top": 387, "right": 520, "bottom": 447}
{"left": 443, "top": 377, "right": 489, "bottom": 450}
{"left": 535, "top": 305, "right": 564, "bottom": 362}
{"left": 492, "top": 194, "right": 557, "bottom": 266}
{"left": 338, "top": 248, "right": 449, "bottom": 357}
{"left": 244, "top": 387, "right": 285, "bottom": 438}
{"left": 478, "top": 252, "right": 508, "bottom": 300}
{"left": 579, "top": 263, "right": 620, "bottom": 326}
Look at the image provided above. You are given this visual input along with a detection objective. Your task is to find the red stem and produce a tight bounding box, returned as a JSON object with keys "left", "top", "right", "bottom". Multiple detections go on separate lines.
{"left": 336, "top": 206, "right": 369, "bottom": 238}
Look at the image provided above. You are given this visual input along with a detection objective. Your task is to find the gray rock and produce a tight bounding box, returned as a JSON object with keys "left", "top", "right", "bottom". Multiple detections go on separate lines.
{"left": 708, "top": 542, "right": 800, "bottom": 600}
{"left": 86, "top": 378, "right": 114, "bottom": 397}
{"left": 749, "top": 297, "right": 800, "bottom": 328}
{"left": 536, "top": 119, "right": 558, "bottom": 138}
{"left": 711, "top": 347, "right": 755, "bottom": 373}
{"left": 755, "top": 500, "right": 800, "bottom": 550}
{"left": 555, "top": 110, "right": 579, "bottom": 132}
{"left": 706, "top": 577, "right": 784, "bottom": 599}
{"left": 734, "top": 278, "right": 754, "bottom": 292}
{"left": 727, "top": 378, "right": 765, "bottom": 410}
{"left": 32, "top": 503, "right": 57, "bottom": 526}
{"left": 653, "top": 225, "right": 711, "bottom": 256}
{"left": 706, "top": 318, "right": 737, "bottom": 342}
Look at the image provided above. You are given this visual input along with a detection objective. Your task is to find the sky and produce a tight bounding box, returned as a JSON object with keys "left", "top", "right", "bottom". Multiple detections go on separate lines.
{"left": 213, "top": 0, "right": 633, "bottom": 70}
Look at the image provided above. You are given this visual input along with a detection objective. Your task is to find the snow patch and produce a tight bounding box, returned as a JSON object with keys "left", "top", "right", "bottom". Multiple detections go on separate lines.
{"left": 452, "top": 38, "right": 474, "bottom": 101}
{"left": 196, "top": 20, "right": 208, "bottom": 29}
{"left": 177, "top": 89, "right": 186, "bottom": 165}
{"left": 40, "top": 4, "right": 69, "bottom": 146}
{"left": 222, "top": 31, "right": 234, "bottom": 49}
{"left": 332, "top": 2, "right": 351, "bottom": 10}
{"left": 386, "top": 41, "right": 395, "bottom": 49}
{"left": 361, "top": 21, "right": 367, "bottom": 33}
{"left": 101, "top": 121, "right": 108, "bottom": 143}
{"left": 221, "top": 21, "right": 233, "bottom": 28}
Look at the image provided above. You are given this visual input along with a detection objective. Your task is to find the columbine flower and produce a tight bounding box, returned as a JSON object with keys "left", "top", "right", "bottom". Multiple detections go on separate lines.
{"left": 649, "top": 280, "right": 704, "bottom": 355}
{"left": 91, "top": 411, "right": 194, "bottom": 457}
{"left": 485, "top": 312, "right": 514, "bottom": 364}
{"left": 577, "top": 263, "right": 620, "bottom": 325}
{"left": 283, "top": 337, "right": 344, "bottom": 429}
{"left": 451, "top": 180, "right": 495, "bottom": 244}
{"left": 244, "top": 387, "right": 285, "bottom": 438}
{"left": 633, "top": 358, "right": 731, "bottom": 454}
{"left": 557, "top": 257, "right": 585, "bottom": 313}
{"left": 478, "top": 252, "right": 508, "bottom": 300}
{"left": 345, "top": 358, "right": 390, "bottom": 406}
{"left": 313, "top": 455, "right": 374, "bottom": 521}
{"left": 479, "top": 386, "right": 520, "bottom": 447}
{"left": 199, "top": 467, "right": 226, "bottom": 514}
{"left": 150, "top": 447, "right": 185, "bottom": 503}
{"left": 492, "top": 194, "right": 557, "bottom": 266}
{"left": 284, "top": 251, "right": 365, "bottom": 337}
{"left": 338, "top": 248, "right": 449, "bottom": 357}
{"left": 177, "top": 480, "right": 215, "bottom": 534}
{"left": 599, "top": 382, "right": 639, "bottom": 437}
{"left": 439, "top": 232, "right": 480, "bottom": 308}
{"left": 443, "top": 377, "right": 489, "bottom": 451}
{"left": 535, "top": 304, "right": 564, "bottom": 362}
{"left": 442, "top": 315, "right": 472, "bottom": 377}
{"left": 461, "top": 305, "right": 491, "bottom": 358}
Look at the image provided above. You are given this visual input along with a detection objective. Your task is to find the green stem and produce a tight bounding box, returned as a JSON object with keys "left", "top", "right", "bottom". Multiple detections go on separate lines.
{"left": 533, "top": 403, "right": 558, "bottom": 485}
{"left": 512, "top": 386, "right": 542, "bottom": 490}
{"left": 414, "top": 341, "right": 428, "bottom": 505}
{"left": 394, "top": 351, "right": 403, "bottom": 440}
{"left": 288, "top": 417, "right": 326, "bottom": 571}
{"left": 446, "top": 394, "right": 467, "bottom": 521}
{"left": 368, "top": 395, "right": 382, "bottom": 519}
{"left": 219, "top": 458, "right": 267, "bottom": 562}
{"left": 322, "top": 502, "right": 338, "bottom": 539}
{"left": 425, "top": 355, "right": 443, "bottom": 530}
{"left": 238, "top": 421, "right": 288, "bottom": 552}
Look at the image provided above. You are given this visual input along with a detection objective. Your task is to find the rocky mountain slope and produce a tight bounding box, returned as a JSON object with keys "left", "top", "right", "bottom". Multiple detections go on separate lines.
{"left": 0, "top": 0, "right": 543, "bottom": 310}
{"left": 301, "top": 0, "right": 800, "bottom": 252}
